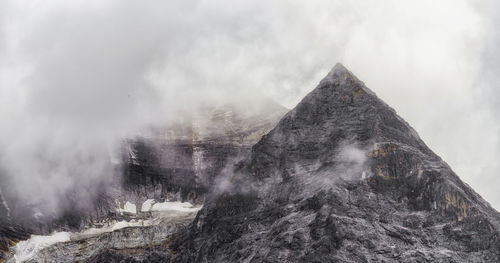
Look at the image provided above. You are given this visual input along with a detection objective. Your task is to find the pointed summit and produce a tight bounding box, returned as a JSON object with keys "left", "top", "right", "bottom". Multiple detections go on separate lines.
{"left": 328, "top": 62, "right": 350, "bottom": 76}
{"left": 250, "top": 63, "right": 434, "bottom": 179}
{"left": 322, "top": 62, "right": 363, "bottom": 86}
{"left": 173, "top": 64, "right": 500, "bottom": 263}
{"left": 331, "top": 62, "right": 349, "bottom": 73}
{"left": 314, "top": 63, "right": 377, "bottom": 103}
{"left": 263, "top": 63, "right": 425, "bottom": 154}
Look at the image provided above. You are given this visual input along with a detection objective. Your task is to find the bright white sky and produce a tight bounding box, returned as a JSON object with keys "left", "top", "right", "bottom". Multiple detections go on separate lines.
{"left": 1, "top": 0, "right": 500, "bottom": 211}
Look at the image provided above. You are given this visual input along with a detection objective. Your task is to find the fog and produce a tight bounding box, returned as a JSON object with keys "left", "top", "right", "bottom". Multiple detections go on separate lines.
{"left": 1, "top": 0, "right": 500, "bottom": 213}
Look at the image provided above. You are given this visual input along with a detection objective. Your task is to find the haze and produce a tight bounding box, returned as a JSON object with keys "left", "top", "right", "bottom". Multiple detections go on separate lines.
{"left": 1, "top": 0, "right": 500, "bottom": 212}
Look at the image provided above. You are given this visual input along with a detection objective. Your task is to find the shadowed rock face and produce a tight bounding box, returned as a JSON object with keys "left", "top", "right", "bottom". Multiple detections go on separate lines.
{"left": 0, "top": 100, "right": 287, "bottom": 260}
{"left": 0, "top": 189, "right": 30, "bottom": 261}
{"left": 172, "top": 64, "right": 500, "bottom": 263}
{"left": 121, "top": 101, "right": 288, "bottom": 205}
{"left": 0, "top": 222, "right": 29, "bottom": 261}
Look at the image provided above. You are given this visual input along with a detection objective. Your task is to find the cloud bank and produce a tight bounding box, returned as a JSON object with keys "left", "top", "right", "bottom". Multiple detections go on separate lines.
{"left": 1, "top": 0, "right": 500, "bottom": 212}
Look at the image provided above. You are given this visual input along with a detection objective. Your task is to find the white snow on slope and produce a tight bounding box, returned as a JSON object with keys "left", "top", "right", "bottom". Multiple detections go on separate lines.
{"left": 150, "top": 201, "right": 200, "bottom": 213}
{"left": 141, "top": 200, "right": 200, "bottom": 213}
{"left": 11, "top": 201, "right": 202, "bottom": 262}
{"left": 116, "top": 200, "right": 200, "bottom": 215}
{"left": 13, "top": 232, "right": 70, "bottom": 262}
{"left": 141, "top": 199, "right": 156, "bottom": 212}
{"left": 117, "top": 201, "right": 136, "bottom": 214}
{"left": 76, "top": 219, "right": 156, "bottom": 238}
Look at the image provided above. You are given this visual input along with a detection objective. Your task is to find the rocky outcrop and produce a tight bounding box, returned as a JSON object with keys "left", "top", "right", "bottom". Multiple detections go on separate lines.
{"left": 2, "top": 101, "right": 285, "bottom": 221}
{"left": 171, "top": 64, "right": 500, "bottom": 262}
{"left": 7, "top": 211, "right": 197, "bottom": 263}
{"left": 0, "top": 222, "right": 29, "bottom": 262}
{"left": 1, "top": 100, "right": 287, "bottom": 261}
{"left": 0, "top": 188, "right": 30, "bottom": 261}
{"left": 121, "top": 101, "right": 287, "bottom": 206}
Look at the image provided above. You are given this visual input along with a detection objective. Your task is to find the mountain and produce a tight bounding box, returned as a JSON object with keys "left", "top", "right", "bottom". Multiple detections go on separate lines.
{"left": 4, "top": 64, "right": 500, "bottom": 262}
{"left": 2, "top": 100, "right": 287, "bottom": 262}
{"left": 171, "top": 64, "right": 500, "bottom": 262}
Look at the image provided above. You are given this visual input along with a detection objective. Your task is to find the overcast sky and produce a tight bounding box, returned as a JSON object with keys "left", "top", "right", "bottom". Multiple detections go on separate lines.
{"left": 1, "top": 0, "right": 500, "bottom": 211}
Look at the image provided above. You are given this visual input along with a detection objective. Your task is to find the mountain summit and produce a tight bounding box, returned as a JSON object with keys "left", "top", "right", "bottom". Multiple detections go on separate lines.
{"left": 5, "top": 64, "right": 499, "bottom": 262}
{"left": 324, "top": 63, "right": 362, "bottom": 83}
{"left": 173, "top": 64, "right": 500, "bottom": 262}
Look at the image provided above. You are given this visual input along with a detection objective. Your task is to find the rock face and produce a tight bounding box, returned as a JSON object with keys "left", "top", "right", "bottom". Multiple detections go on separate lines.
{"left": 172, "top": 64, "right": 500, "bottom": 262}
{"left": 0, "top": 222, "right": 29, "bottom": 262}
{"left": 121, "top": 101, "right": 287, "bottom": 206}
{"left": 8, "top": 211, "right": 197, "bottom": 263}
{"left": 1, "top": 101, "right": 285, "bottom": 220}
{"left": 0, "top": 189, "right": 30, "bottom": 261}
{"left": 0, "top": 100, "right": 287, "bottom": 261}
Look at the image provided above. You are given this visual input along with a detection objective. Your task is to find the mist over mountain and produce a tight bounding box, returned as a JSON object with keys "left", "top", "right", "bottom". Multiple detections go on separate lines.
{"left": 1, "top": 1, "right": 500, "bottom": 262}
{"left": 0, "top": 97, "right": 288, "bottom": 261}
{"left": 169, "top": 64, "right": 500, "bottom": 263}
{"left": 2, "top": 64, "right": 498, "bottom": 262}
{"left": 1, "top": 0, "right": 500, "bottom": 212}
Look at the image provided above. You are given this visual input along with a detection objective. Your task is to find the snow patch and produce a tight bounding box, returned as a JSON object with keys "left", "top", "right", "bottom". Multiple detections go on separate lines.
{"left": 141, "top": 199, "right": 156, "bottom": 212}
{"left": 117, "top": 201, "right": 136, "bottom": 214}
{"left": 150, "top": 201, "right": 201, "bottom": 213}
{"left": 14, "top": 232, "right": 70, "bottom": 262}
{"left": 79, "top": 220, "right": 146, "bottom": 237}
{"left": 111, "top": 220, "right": 136, "bottom": 231}
{"left": 11, "top": 201, "right": 202, "bottom": 261}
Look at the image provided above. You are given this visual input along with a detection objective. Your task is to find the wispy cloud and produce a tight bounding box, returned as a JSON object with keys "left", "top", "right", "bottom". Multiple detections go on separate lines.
{"left": 0, "top": 0, "right": 499, "bottom": 213}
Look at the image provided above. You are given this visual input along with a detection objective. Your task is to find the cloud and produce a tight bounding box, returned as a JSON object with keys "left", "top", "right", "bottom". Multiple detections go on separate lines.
{"left": 1, "top": 0, "right": 500, "bottom": 214}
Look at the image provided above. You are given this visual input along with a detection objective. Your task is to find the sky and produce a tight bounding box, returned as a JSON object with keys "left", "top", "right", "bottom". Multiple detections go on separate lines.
{"left": 1, "top": 0, "right": 500, "bottom": 211}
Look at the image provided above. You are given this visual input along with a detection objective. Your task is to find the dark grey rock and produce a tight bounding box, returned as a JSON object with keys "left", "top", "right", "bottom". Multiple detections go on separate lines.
{"left": 171, "top": 63, "right": 500, "bottom": 263}
{"left": 0, "top": 220, "right": 29, "bottom": 261}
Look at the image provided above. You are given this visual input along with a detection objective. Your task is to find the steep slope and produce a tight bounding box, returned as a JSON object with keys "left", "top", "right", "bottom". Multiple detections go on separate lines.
{"left": 121, "top": 101, "right": 287, "bottom": 206}
{"left": 0, "top": 222, "right": 29, "bottom": 261}
{"left": 3, "top": 101, "right": 287, "bottom": 261}
{"left": 172, "top": 64, "right": 500, "bottom": 262}
{"left": 0, "top": 185, "right": 30, "bottom": 261}
{"left": 7, "top": 210, "right": 198, "bottom": 263}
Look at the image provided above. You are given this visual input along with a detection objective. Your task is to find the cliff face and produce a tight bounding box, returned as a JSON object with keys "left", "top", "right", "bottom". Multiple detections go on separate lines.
{"left": 7, "top": 211, "right": 198, "bottom": 263}
{"left": 172, "top": 64, "right": 500, "bottom": 262}
{"left": 1, "top": 101, "right": 285, "bottom": 223}
{"left": 0, "top": 187, "right": 30, "bottom": 261}
{"left": 121, "top": 101, "right": 288, "bottom": 206}
{"left": 1, "top": 101, "right": 287, "bottom": 262}
{"left": 0, "top": 222, "right": 29, "bottom": 261}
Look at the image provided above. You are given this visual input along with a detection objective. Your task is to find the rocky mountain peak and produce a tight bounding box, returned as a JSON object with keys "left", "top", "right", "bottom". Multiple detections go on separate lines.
{"left": 323, "top": 63, "right": 361, "bottom": 84}
{"left": 250, "top": 63, "right": 434, "bottom": 180}
{"left": 5, "top": 64, "right": 499, "bottom": 262}
{"left": 174, "top": 64, "right": 500, "bottom": 263}
{"left": 317, "top": 63, "right": 375, "bottom": 100}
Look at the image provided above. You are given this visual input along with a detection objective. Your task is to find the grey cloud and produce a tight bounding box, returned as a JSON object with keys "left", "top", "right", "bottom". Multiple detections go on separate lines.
{"left": 1, "top": 0, "right": 500, "bottom": 214}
